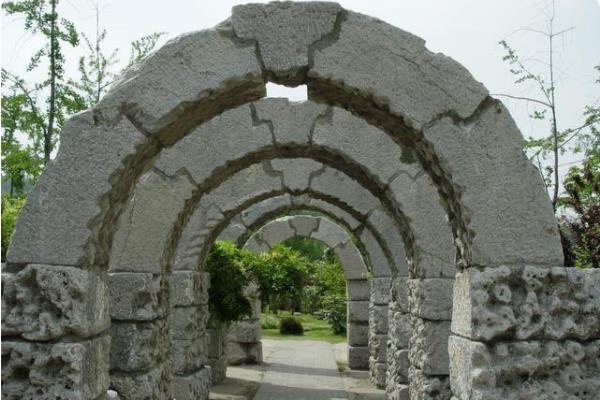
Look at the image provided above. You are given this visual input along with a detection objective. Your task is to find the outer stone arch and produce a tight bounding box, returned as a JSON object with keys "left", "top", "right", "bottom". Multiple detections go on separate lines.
{"left": 1, "top": 2, "right": 586, "bottom": 400}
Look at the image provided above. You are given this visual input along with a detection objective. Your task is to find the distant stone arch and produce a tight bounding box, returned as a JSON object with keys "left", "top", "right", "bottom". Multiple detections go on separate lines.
{"left": 2, "top": 3, "right": 591, "bottom": 400}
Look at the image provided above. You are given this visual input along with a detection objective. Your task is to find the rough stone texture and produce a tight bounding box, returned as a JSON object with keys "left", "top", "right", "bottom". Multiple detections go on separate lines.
{"left": 170, "top": 306, "right": 205, "bottom": 341}
{"left": 369, "top": 304, "right": 389, "bottom": 334}
{"left": 347, "top": 279, "right": 370, "bottom": 301}
{"left": 171, "top": 338, "right": 205, "bottom": 376}
{"left": 227, "top": 319, "right": 261, "bottom": 343}
{"left": 110, "top": 321, "right": 161, "bottom": 372}
{"left": 108, "top": 273, "right": 160, "bottom": 321}
{"left": 369, "top": 358, "right": 388, "bottom": 389}
{"left": 348, "top": 300, "right": 369, "bottom": 322}
{"left": 369, "top": 334, "right": 388, "bottom": 363}
{"left": 232, "top": 2, "right": 342, "bottom": 80}
{"left": 348, "top": 345, "right": 370, "bottom": 370}
{"left": 371, "top": 277, "right": 391, "bottom": 304}
{"left": 170, "top": 271, "right": 210, "bottom": 306}
{"left": 6, "top": 113, "right": 147, "bottom": 266}
{"left": 360, "top": 229, "right": 393, "bottom": 278}
{"left": 348, "top": 323, "right": 369, "bottom": 346}
{"left": 449, "top": 335, "right": 600, "bottom": 400}
{"left": 409, "top": 279, "right": 454, "bottom": 320}
{"left": 1, "top": 264, "right": 109, "bottom": 341}
{"left": 170, "top": 367, "right": 211, "bottom": 400}
{"left": 408, "top": 317, "right": 451, "bottom": 375}
{"left": 288, "top": 214, "right": 320, "bottom": 237}
{"left": 408, "top": 366, "right": 452, "bottom": 400}
{"left": 109, "top": 170, "right": 195, "bottom": 274}
{"left": 110, "top": 367, "right": 169, "bottom": 400}
{"left": 452, "top": 265, "right": 600, "bottom": 342}
{"left": 1, "top": 335, "right": 110, "bottom": 400}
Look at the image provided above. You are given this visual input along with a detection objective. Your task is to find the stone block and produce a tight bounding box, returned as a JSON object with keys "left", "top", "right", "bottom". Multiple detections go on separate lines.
{"left": 227, "top": 319, "right": 261, "bottom": 343}
{"left": 171, "top": 338, "right": 206, "bottom": 376}
{"left": 218, "top": 223, "right": 245, "bottom": 243}
{"left": 408, "top": 317, "right": 451, "bottom": 375}
{"left": 369, "top": 358, "right": 388, "bottom": 389}
{"left": 1, "top": 264, "right": 109, "bottom": 341}
{"left": 334, "top": 241, "right": 368, "bottom": 280}
{"left": 247, "top": 342, "right": 263, "bottom": 364}
{"left": 452, "top": 265, "right": 600, "bottom": 342}
{"left": 310, "top": 167, "right": 379, "bottom": 215}
{"left": 257, "top": 218, "right": 295, "bottom": 244}
{"left": 170, "top": 367, "right": 211, "bottom": 400}
{"left": 170, "top": 306, "right": 204, "bottom": 341}
{"left": 348, "top": 322, "right": 369, "bottom": 346}
{"left": 391, "top": 277, "right": 409, "bottom": 313}
{"left": 109, "top": 273, "right": 160, "bottom": 321}
{"left": 369, "top": 304, "right": 389, "bottom": 334}
{"left": 272, "top": 159, "right": 324, "bottom": 191}
{"left": 369, "top": 333, "right": 388, "bottom": 362}
{"left": 348, "top": 346, "right": 370, "bottom": 370}
{"left": 408, "top": 279, "right": 454, "bottom": 320}
{"left": 110, "top": 321, "right": 161, "bottom": 372}
{"left": 348, "top": 300, "right": 369, "bottom": 322}
{"left": 170, "top": 271, "right": 210, "bottom": 306}
{"left": 385, "top": 383, "right": 409, "bottom": 400}
{"left": 207, "top": 328, "right": 224, "bottom": 359}
{"left": 208, "top": 357, "right": 227, "bottom": 385}
{"left": 241, "top": 194, "right": 292, "bottom": 227}
{"left": 110, "top": 367, "right": 169, "bottom": 400}
{"left": 1, "top": 335, "right": 109, "bottom": 399}
{"left": 449, "top": 335, "right": 600, "bottom": 400}
{"left": 347, "top": 279, "right": 369, "bottom": 301}
{"left": 408, "top": 366, "right": 452, "bottom": 400}
{"left": 367, "top": 209, "right": 409, "bottom": 277}
{"left": 370, "top": 277, "right": 391, "bottom": 304}
{"left": 388, "top": 311, "right": 411, "bottom": 349}
{"left": 308, "top": 198, "right": 361, "bottom": 230}
{"left": 387, "top": 348, "right": 409, "bottom": 384}
{"left": 359, "top": 229, "right": 393, "bottom": 278}
{"left": 289, "top": 214, "right": 320, "bottom": 237}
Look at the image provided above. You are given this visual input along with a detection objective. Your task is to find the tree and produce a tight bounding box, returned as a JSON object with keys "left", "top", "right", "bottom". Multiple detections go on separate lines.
{"left": 495, "top": 0, "right": 599, "bottom": 211}
{"left": 2, "top": 0, "right": 83, "bottom": 164}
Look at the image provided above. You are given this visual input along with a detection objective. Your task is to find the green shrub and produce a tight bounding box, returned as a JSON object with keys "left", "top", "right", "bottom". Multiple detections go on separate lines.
{"left": 321, "top": 294, "right": 347, "bottom": 335}
{"left": 260, "top": 314, "right": 279, "bottom": 329}
{"left": 1, "top": 195, "right": 26, "bottom": 261}
{"left": 205, "top": 241, "right": 255, "bottom": 323}
{"left": 279, "top": 317, "right": 304, "bottom": 335}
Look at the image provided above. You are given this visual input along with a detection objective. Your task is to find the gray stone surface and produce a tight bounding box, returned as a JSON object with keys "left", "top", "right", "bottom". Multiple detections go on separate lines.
{"left": 408, "top": 366, "right": 452, "bottom": 400}
{"left": 171, "top": 338, "right": 206, "bottom": 375}
{"left": 348, "top": 300, "right": 369, "bottom": 322}
{"left": 1, "top": 335, "right": 110, "bottom": 399}
{"left": 347, "top": 279, "right": 370, "bottom": 301}
{"left": 369, "top": 304, "right": 389, "bottom": 335}
{"left": 408, "top": 317, "right": 451, "bottom": 375}
{"left": 2, "top": 264, "right": 109, "bottom": 341}
{"left": 452, "top": 265, "right": 600, "bottom": 341}
{"left": 348, "top": 323, "right": 370, "bottom": 346}
{"left": 371, "top": 277, "right": 391, "bottom": 305}
{"left": 348, "top": 345, "right": 370, "bottom": 370}
{"left": 170, "top": 367, "right": 211, "bottom": 400}
{"left": 109, "top": 273, "right": 160, "bottom": 321}
{"left": 110, "top": 321, "right": 161, "bottom": 372}
{"left": 110, "top": 367, "right": 169, "bottom": 400}
{"left": 170, "top": 271, "right": 210, "bottom": 307}
{"left": 232, "top": 2, "right": 342, "bottom": 80}
{"left": 408, "top": 279, "right": 454, "bottom": 320}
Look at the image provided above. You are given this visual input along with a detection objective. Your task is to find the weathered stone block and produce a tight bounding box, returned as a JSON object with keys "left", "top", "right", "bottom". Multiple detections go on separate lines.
{"left": 369, "top": 358, "right": 388, "bottom": 388}
{"left": 408, "top": 278, "right": 454, "bottom": 320}
{"left": 348, "top": 300, "right": 369, "bottom": 322}
{"left": 348, "top": 322, "right": 369, "bottom": 346}
{"left": 359, "top": 230, "right": 393, "bottom": 278}
{"left": 289, "top": 214, "right": 320, "bottom": 236}
{"left": 170, "top": 368, "right": 211, "bottom": 400}
{"left": 371, "top": 277, "right": 391, "bottom": 304}
{"left": 310, "top": 167, "right": 379, "bottom": 215}
{"left": 408, "top": 317, "right": 451, "bottom": 375}
{"left": 388, "top": 311, "right": 411, "bottom": 349}
{"left": 347, "top": 279, "right": 370, "bottom": 301}
{"left": 369, "top": 333, "right": 388, "bottom": 362}
{"left": 335, "top": 241, "right": 368, "bottom": 280}
{"left": 386, "top": 383, "right": 409, "bottom": 400}
{"left": 387, "top": 348, "right": 409, "bottom": 384}
{"left": 348, "top": 345, "right": 370, "bottom": 370}
{"left": 227, "top": 319, "right": 261, "bottom": 343}
{"left": 272, "top": 158, "right": 324, "bottom": 192}
{"left": 391, "top": 277, "right": 409, "bottom": 313}
{"left": 170, "top": 271, "right": 210, "bottom": 306}
{"left": 110, "top": 321, "right": 161, "bottom": 372}
{"left": 171, "top": 338, "right": 206, "bottom": 376}
{"left": 109, "top": 273, "right": 160, "bottom": 321}
{"left": 408, "top": 366, "right": 452, "bottom": 400}
{"left": 452, "top": 265, "right": 600, "bottom": 342}
{"left": 369, "top": 304, "right": 389, "bottom": 334}
{"left": 110, "top": 366, "right": 169, "bottom": 400}
{"left": 1, "top": 335, "right": 109, "bottom": 399}
{"left": 170, "top": 306, "right": 204, "bottom": 340}
{"left": 1, "top": 264, "right": 109, "bottom": 341}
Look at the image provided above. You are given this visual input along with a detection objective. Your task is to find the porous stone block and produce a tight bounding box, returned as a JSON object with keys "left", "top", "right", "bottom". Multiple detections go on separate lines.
{"left": 218, "top": 223, "right": 245, "bottom": 243}
{"left": 449, "top": 335, "right": 600, "bottom": 400}
{"left": 348, "top": 322, "right": 369, "bottom": 346}
{"left": 232, "top": 2, "right": 342, "bottom": 80}
{"left": 335, "top": 241, "right": 368, "bottom": 280}
{"left": 171, "top": 338, "right": 206, "bottom": 376}
{"left": 390, "top": 277, "right": 409, "bottom": 313}
{"left": 208, "top": 357, "right": 227, "bottom": 385}
{"left": 370, "top": 277, "right": 391, "bottom": 304}
{"left": 366, "top": 209, "right": 409, "bottom": 276}
{"left": 110, "top": 367, "right": 169, "bottom": 400}
{"left": 310, "top": 167, "right": 379, "bottom": 215}
{"left": 369, "top": 333, "right": 388, "bottom": 362}
{"left": 227, "top": 319, "right": 261, "bottom": 343}
{"left": 409, "top": 317, "right": 451, "bottom": 375}
{"left": 257, "top": 218, "right": 295, "bottom": 244}
{"left": 408, "top": 366, "right": 452, "bottom": 400}
{"left": 170, "top": 367, "right": 211, "bottom": 400}
{"left": 389, "top": 311, "right": 411, "bottom": 349}
{"left": 170, "top": 271, "right": 210, "bottom": 306}
{"left": 289, "top": 214, "right": 320, "bottom": 236}
{"left": 272, "top": 158, "right": 324, "bottom": 192}
{"left": 226, "top": 342, "right": 248, "bottom": 365}
{"left": 369, "top": 304, "right": 389, "bottom": 334}
{"left": 109, "top": 273, "right": 160, "bottom": 320}
{"left": 241, "top": 194, "right": 292, "bottom": 227}
{"left": 452, "top": 265, "right": 600, "bottom": 342}
{"left": 385, "top": 383, "right": 409, "bottom": 400}
{"left": 308, "top": 198, "right": 361, "bottom": 230}
{"left": 369, "top": 358, "right": 388, "bottom": 389}
{"left": 387, "top": 348, "right": 409, "bottom": 385}
{"left": 1, "top": 264, "right": 109, "bottom": 341}
{"left": 310, "top": 217, "right": 349, "bottom": 248}
{"left": 408, "top": 278, "right": 454, "bottom": 320}
{"left": 348, "top": 300, "right": 369, "bottom": 322}
{"left": 170, "top": 306, "right": 205, "bottom": 340}
{"left": 348, "top": 346, "right": 370, "bottom": 370}
{"left": 1, "top": 335, "right": 109, "bottom": 399}
{"left": 110, "top": 321, "right": 161, "bottom": 372}
{"left": 347, "top": 279, "right": 370, "bottom": 301}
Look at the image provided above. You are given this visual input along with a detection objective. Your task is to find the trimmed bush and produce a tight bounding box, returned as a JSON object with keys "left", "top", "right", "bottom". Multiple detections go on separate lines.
{"left": 261, "top": 314, "right": 279, "bottom": 330}
{"left": 279, "top": 317, "right": 304, "bottom": 335}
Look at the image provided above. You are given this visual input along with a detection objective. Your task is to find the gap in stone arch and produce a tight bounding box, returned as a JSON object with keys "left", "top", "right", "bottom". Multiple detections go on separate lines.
{"left": 266, "top": 82, "right": 308, "bottom": 101}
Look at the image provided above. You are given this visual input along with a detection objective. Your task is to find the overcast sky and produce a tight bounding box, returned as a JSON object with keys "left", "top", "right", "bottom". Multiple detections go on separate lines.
{"left": 2, "top": 0, "right": 600, "bottom": 180}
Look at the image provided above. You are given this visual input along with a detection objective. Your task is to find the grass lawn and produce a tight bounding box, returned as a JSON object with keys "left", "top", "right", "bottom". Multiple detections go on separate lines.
{"left": 261, "top": 311, "right": 347, "bottom": 344}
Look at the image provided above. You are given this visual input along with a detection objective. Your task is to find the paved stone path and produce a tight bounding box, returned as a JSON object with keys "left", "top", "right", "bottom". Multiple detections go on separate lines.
{"left": 253, "top": 339, "right": 348, "bottom": 400}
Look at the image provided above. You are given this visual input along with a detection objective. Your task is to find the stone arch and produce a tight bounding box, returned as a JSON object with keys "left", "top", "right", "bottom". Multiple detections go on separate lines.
{"left": 1, "top": 3, "right": 584, "bottom": 400}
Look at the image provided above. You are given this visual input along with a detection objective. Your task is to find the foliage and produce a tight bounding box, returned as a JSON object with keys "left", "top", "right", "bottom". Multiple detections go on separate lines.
{"left": 1, "top": 196, "right": 26, "bottom": 261}
{"left": 204, "top": 241, "right": 253, "bottom": 323}
{"left": 248, "top": 244, "right": 310, "bottom": 313}
{"left": 558, "top": 159, "right": 599, "bottom": 268}
{"left": 282, "top": 236, "right": 333, "bottom": 263}
{"left": 260, "top": 314, "right": 279, "bottom": 330}
{"left": 321, "top": 294, "right": 347, "bottom": 334}
{"left": 261, "top": 311, "right": 346, "bottom": 343}
{"left": 279, "top": 317, "right": 304, "bottom": 335}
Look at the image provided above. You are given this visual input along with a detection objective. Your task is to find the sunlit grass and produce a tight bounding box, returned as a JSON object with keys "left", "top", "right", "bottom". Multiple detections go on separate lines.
{"left": 260, "top": 311, "right": 347, "bottom": 344}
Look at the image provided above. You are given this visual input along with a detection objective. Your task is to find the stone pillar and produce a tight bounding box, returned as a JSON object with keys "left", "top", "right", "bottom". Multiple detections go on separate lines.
{"left": 225, "top": 283, "right": 263, "bottom": 365}
{"left": 348, "top": 298, "right": 370, "bottom": 369}
{"left": 368, "top": 277, "right": 391, "bottom": 388}
{"left": 449, "top": 265, "right": 600, "bottom": 400}
{"left": 386, "top": 276, "right": 410, "bottom": 400}
{"left": 207, "top": 317, "right": 228, "bottom": 385}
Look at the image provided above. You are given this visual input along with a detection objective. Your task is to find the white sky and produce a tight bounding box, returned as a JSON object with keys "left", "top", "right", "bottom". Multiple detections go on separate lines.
{"left": 2, "top": 0, "right": 600, "bottom": 184}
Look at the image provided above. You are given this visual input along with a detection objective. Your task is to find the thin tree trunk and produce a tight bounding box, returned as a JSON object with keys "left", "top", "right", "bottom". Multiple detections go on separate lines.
{"left": 45, "top": 0, "right": 57, "bottom": 164}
